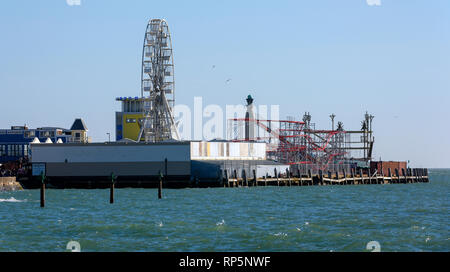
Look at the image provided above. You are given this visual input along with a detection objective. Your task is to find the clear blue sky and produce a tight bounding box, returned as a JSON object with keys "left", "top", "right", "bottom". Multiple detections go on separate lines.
{"left": 0, "top": 0, "right": 449, "bottom": 167}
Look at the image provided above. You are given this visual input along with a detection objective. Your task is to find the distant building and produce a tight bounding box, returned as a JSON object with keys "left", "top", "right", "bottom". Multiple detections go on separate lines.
{"left": 0, "top": 119, "right": 90, "bottom": 163}
{"left": 70, "top": 118, "right": 89, "bottom": 144}
{"left": 115, "top": 97, "right": 145, "bottom": 142}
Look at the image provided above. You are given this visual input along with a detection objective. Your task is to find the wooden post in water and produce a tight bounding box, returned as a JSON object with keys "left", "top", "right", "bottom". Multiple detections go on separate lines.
{"left": 306, "top": 169, "right": 312, "bottom": 186}
{"left": 40, "top": 172, "right": 45, "bottom": 208}
{"left": 380, "top": 168, "right": 384, "bottom": 184}
{"left": 351, "top": 168, "right": 356, "bottom": 185}
{"left": 394, "top": 168, "right": 399, "bottom": 184}
{"left": 243, "top": 169, "right": 248, "bottom": 187}
{"left": 328, "top": 171, "right": 332, "bottom": 185}
{"left": 319, "top": 170, "right": 323, "bottom": 186}
{"left": 388, "top": 168, "right": 392, "bottom": 184}
{"left": 252, "top": 169, "right": 257, "bottom": 187}
{"left": 274, "top": 168, "right": 279, "bottom": 186}
{"left": 224, "top": 169, "right": 229, "bottom": 187}
{"left": 335, "top": 171, "right": 339, "bottom": 185}
{"left": 234, "top": 169, "right": 238, "bottom": 187}
{"left": 343, "top": 169, "right": 347, "bottom": 185}
{"left": 307, "top": 169, "right": 312, "bottom": 187}
{"left": 359, "top": 169, "right": 364, "bottom": 185}
{"left": 158, "top": 171, "right": 163, "bottom": 199}
{"left": 110, "top": 172, "right": 116, "bottom": 204}
{"left": 401, "top": 168, "right": 406, "bottom": 184}
{"left": 287, "top": 169, "right": 291, "bottom": 186}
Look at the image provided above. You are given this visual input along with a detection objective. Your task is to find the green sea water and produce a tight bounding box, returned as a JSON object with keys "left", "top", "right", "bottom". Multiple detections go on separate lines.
{"left": 0, "top": 169, "right": 448, "bottom": 252}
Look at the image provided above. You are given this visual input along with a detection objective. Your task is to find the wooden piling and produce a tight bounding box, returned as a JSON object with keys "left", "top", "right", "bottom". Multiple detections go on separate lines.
{"left": 287, "top": 169, "right": 291, "bottom": 186}
{"left": 359, "top": 169, "right": 364, "bottom": 185}
{"left": 388, "top": 168, "right": 392, "bottom": 184}
{"left": 351, "top": 168, "right": 356, "bottom": 185}
{"left": 158, "top": 171, "right": 163, "bottom": 199}
{"left": 243, "top": 170, "right": 248, "bottom": 187}
{"left": 274, "top": 168, "right": 279, "bottom": 186}
{"left": 319, "top": 170, "right": 324, "bottom": 186}
{"left": 40, "top": 172, "right": 45, "bottom": 208}
{"left": 224, "top": 170, "right": 229, "bottom": 187}
{"left": 307, "top": 169, "right": 312, "bottom": 187}
{"left": 110, "top": 173, "right": 116, "bottom": 204}
{"left": 253, "top": 169, "right": 257, "bottom": 187}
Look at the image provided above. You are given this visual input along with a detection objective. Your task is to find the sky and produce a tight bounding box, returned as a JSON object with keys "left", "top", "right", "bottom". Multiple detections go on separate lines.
{"left": 0, "top": 0, "right": 449, "bottom": 168}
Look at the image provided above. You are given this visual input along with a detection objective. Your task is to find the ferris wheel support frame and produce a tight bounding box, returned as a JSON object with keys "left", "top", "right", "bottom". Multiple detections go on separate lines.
{"left": 138, "top": 19, "right": 180, "bottom": 143}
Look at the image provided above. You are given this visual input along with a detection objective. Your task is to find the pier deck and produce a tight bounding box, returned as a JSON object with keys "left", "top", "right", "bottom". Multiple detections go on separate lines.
{"left": 224, "top": 168, "right": 429, "bottom": 187}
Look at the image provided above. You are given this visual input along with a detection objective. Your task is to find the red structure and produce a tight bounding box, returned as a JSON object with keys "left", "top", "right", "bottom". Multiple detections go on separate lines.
{"left": 228, "top": 117, "right": 349, "bottom": 172}
{"left": 228, "top": 96, "right": 374, "bottom": 174}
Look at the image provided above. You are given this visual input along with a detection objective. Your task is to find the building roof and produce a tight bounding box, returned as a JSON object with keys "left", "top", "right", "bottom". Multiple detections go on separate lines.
{"left": 70, "top": 119, "right": 88, "bottom": 131}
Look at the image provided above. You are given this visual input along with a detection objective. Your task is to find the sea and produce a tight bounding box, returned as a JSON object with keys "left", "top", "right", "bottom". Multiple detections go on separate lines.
{"left": 0, "top": 169, "right": 448, "bottom": 252}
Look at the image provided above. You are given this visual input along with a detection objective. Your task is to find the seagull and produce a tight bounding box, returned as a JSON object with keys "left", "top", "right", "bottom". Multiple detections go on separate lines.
{"left": 225, "top": 78, "right": 232, "bottom": 84}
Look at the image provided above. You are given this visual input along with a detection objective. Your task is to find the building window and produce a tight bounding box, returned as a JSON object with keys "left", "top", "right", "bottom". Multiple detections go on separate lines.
{"left": 40, "top": 131, "right": 55, "bottom": 138}
{"left": 24, "top": 131, "right": 36, "bottom": 138}
{"left": 0, "top": 145, "right": 6, "bottom": 157}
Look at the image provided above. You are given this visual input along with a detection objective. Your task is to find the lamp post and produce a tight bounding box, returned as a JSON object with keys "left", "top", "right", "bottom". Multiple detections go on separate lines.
{"left": 330, "top": 114, "right": 336, "bottom": 131}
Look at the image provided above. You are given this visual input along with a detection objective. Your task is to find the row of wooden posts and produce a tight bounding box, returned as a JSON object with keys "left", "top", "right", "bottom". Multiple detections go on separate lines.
{"left": 38, "top": 165, "right": 428, "bottom": 207}
{"left": 223, "top": 167, "right": 429, "bottom": 188}
{"left": 39, "top": 171, "right": 164, "bottom": 208}
{"left": 39, "top": 159, "right": 169, "bottom": 208}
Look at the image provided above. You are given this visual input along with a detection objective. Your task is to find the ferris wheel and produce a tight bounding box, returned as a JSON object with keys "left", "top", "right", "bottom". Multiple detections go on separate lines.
{"left": 138, "top": 19, "right": 180, "bottom": 142}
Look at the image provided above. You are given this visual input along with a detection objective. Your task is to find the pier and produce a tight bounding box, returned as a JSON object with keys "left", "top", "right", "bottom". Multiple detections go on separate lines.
{"left": 224, "top": 168, "right": 429, "bottom": 187}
